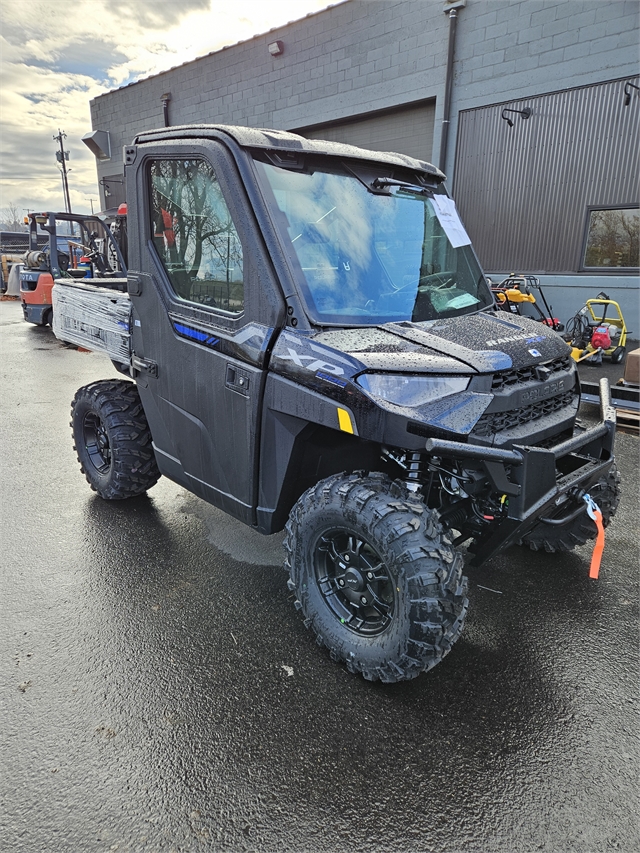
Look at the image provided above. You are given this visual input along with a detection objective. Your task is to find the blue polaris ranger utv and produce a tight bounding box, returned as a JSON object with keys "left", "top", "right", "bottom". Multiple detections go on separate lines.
{"left": 52, "top": 126, "right": 619, "bottom": 682}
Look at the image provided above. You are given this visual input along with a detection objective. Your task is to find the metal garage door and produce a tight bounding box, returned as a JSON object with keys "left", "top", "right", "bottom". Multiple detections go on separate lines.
{"left": 296, "top": 100, "right": 436, "bottom": 164}
{"left": 452, "top": 77, "right": 639, "bottom": 273}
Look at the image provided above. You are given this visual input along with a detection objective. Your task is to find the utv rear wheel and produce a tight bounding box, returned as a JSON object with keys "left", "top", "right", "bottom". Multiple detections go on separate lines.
{"left": 284, "top": 472, "right": 469, "bottom": 683}
{"left": 519, "top": 464, "right": 621, "bottom": 553}
{"left": 71, "top": 379, "right": 160, "bottom": 500}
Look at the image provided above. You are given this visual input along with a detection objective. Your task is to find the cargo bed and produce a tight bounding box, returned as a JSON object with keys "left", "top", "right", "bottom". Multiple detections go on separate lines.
{"left": 52, "top": 278, "right": 131, "bottom": 366}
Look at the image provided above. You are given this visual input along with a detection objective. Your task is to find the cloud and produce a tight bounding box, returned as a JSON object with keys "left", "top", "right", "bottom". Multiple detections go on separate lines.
{"left": 103, "top": 0, "right": 211, "bottom": 30}
{"left": 0, "top": 0, "right": 335, "bottom": 215}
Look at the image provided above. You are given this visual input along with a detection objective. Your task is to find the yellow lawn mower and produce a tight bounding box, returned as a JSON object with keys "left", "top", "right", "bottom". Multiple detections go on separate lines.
{"left": 490, "top": 274, "right": 564, "bottom": 331}
{"left": 565, "top": 292, "right": 629, "bottom": 364}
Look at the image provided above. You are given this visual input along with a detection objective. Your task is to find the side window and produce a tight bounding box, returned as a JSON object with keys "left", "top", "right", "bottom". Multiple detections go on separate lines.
{"left": 149, "top": 159, "right": 244, "bottom": 313}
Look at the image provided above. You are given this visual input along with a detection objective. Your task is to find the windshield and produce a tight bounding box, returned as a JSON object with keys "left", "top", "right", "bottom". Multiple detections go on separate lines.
{"left": 254, "top": 158, "right": 493, "bottom": 325}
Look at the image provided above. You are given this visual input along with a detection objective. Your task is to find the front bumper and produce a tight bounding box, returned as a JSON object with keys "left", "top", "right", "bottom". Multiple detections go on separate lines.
{"left": 425, "top": 378, "right": 616, "bottom": 566}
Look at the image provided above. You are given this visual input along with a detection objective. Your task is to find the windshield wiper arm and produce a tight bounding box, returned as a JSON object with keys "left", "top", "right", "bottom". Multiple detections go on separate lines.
{"left": 371, "top": 177, "right": 430, "bottom": 194}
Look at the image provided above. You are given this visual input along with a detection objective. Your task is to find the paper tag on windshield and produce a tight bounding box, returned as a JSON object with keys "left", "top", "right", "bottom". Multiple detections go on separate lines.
{"left": 430, "top": 195, "right": 472, "bottom": 248}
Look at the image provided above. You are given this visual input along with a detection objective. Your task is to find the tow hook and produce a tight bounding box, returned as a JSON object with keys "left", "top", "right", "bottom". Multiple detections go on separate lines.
{"left": 538, "top": 491, "right": 606, "bottom": 578}
{"left": 539, "top": 489, "right": 588, "bottom": 526}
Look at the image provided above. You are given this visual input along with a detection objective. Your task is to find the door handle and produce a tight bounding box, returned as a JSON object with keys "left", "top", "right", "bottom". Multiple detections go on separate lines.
{"left": 226, "top": 364, "right": 249, "bottom": 396}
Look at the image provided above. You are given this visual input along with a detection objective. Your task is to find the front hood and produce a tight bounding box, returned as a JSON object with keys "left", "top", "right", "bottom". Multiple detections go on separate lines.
{"left": 269, "top": 313, "right": 577, "bottom": 446}
{"left": 314, "top": 311, "right": 571, "bottom": 373}
{"left": 309, "top": 327, "right": 470, "bottom": 373}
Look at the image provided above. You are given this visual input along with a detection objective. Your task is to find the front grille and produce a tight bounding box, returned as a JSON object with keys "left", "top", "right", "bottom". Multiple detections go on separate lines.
{"left": 491, "top": 354, "right": 572, "bottom": 391}
{"left": 473, "top": 389, "right": 577, "bottom": 437}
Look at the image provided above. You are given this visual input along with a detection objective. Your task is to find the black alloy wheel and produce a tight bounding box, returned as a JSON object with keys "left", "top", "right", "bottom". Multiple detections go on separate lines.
{"left": 314, "top": 530, "right": 395, "bottom": 636}
{"left": 82, "top": 411, "right": 112, "bottom": 475}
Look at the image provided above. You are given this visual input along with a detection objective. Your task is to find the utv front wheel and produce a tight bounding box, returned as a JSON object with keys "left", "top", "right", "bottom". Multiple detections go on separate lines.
{"left": 71, "top": 379, "right": 160, "bottom": 499}
{"left": 284, "top": 473, "right": 468, "bottom": 683}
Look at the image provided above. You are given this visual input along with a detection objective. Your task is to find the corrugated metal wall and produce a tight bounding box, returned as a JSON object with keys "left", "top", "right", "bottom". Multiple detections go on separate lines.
{"left": 297, "top": 100, "right": 436, "bottom": 164}
{"left": 453, "top": 77, "right": 639, "bottom": 273}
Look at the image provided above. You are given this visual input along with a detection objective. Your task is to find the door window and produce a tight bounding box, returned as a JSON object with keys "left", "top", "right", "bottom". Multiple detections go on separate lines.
{"left": 149, "top": 159, "right": 244, "bottom": 313}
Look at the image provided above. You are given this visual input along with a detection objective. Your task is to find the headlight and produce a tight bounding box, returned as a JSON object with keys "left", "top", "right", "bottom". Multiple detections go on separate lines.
{"left": 356, "top": 373, "right": 470, "bottom": 407}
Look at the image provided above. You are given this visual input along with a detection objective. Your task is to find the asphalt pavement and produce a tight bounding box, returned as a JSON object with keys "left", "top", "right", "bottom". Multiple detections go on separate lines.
{"left": 1, "top": 299, "right": 638, "bottom": 853}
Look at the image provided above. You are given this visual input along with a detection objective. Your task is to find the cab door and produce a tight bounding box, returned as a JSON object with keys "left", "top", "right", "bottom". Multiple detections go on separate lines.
{"left": 126, "top": 141, "right": 283, "bottom": 524}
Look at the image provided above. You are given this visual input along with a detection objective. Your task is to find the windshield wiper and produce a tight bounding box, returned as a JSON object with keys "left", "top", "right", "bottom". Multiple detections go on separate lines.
{"left": 371, "top": 177, "right": 430, "bottom": 194}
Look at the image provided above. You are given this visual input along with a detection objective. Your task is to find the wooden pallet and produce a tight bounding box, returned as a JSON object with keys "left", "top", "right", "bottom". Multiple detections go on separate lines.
{"left": 616, "top": 407, "right": 640, "bottom": 434}
{"left": 578, "top": 381, "right": 640, "bottom": 434}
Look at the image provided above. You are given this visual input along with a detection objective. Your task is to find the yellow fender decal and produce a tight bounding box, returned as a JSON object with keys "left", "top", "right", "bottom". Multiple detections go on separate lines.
{"left": 337, "top": 407, "right": 355, "bottom": 434}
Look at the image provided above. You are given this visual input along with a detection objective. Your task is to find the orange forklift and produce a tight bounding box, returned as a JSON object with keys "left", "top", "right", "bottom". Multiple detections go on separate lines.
{"left": 20, "top": 211, "right": 126, "bottom": 326}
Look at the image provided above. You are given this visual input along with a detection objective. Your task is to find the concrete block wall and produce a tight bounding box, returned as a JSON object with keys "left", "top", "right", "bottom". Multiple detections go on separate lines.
{"left": 91, "top": 0, "right": 451, "bottom": 199}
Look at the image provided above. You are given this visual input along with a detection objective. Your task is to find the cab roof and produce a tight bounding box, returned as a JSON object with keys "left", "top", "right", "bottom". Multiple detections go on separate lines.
{"left": 132, "top": 123, "right": 445, "bottom": 182}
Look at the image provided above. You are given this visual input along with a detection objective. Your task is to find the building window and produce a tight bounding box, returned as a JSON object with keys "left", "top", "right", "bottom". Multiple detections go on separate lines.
{"left": 148, "top": 158, "right": 244, "bottom": 313}
{"left": 582, "top": 206, "right": 639, "bottom": 270}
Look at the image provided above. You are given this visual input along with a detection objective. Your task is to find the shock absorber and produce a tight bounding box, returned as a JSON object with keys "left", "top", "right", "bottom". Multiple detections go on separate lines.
{"left": 381, "top": 448, "right": 427, "bottom": 493}
{"left": 405, "top": 451, "right": 423, "bottom": 493}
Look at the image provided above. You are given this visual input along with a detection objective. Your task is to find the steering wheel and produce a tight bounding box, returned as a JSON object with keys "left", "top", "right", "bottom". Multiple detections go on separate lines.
{"left": 418, "top": 270, "right": 456, "bottom": 290}
{"left": 54, "top": 251, "right": 70, "bottom": 272}
{"left": 383, "top": 261, "right": 434, "bottom": 293}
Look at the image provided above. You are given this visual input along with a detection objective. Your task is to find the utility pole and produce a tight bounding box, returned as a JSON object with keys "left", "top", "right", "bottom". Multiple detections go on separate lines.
{"left": 53, "top": 129, "right": 72, "bottom": 215}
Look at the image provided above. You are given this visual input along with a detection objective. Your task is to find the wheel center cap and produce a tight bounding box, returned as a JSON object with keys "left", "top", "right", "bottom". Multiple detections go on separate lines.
{"left": 344, "top": 567, "right": 364, "bottom": 591}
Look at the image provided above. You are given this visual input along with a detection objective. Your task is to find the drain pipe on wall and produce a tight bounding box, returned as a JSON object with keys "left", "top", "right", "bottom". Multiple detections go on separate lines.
{"left": 438, "top": 0, "right": 466, "bottom": 174}
{"left": 161, "top": 93, "right": 171, "bottom": 127}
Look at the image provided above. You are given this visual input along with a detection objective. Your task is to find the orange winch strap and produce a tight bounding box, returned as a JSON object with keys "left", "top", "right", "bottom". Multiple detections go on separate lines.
{"left": 583, "top": 494, "right": 605, "bottom": 579}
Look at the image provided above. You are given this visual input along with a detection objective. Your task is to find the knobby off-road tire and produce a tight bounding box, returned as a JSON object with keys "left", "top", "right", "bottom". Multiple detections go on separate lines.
{"left": 284, "top": 472, "right": 469, "bottom": 683}
{"left": 71, "top": 379, "right": 160, "bottom": 500}
{"left": 519, "top": 464, "right": 621, "bottom": 553}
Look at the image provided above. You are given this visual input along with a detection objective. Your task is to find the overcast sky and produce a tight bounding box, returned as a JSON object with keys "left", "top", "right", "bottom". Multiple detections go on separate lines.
{"left": 0, "top": 0, "right": 336, "bottom": 221}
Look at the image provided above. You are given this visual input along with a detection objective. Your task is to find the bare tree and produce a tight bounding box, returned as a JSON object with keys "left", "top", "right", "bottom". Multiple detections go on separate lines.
{"left": 618, "top": 209, "right": 639, "bottom": 267}
{"left": 0, "top": 201, "right": 25, "bottom": 232}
